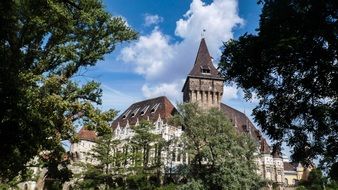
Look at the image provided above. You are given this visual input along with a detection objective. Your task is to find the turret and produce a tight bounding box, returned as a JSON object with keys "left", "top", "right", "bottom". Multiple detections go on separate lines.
{"left": 182, "top": 38, "right": 224, "bottom": 109}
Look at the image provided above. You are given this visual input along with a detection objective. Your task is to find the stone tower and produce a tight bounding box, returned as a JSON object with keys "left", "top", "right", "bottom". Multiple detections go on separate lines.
{"left": 182, "top": 38, "right": 224, "bottom": 109}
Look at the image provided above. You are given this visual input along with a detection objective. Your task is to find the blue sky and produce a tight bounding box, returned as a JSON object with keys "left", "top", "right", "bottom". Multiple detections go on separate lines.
{"left": 78, "top": 0, "right": 270, "bottom": 139}
{"left": 84, "top": 0, "right": 262, "bottom": 111}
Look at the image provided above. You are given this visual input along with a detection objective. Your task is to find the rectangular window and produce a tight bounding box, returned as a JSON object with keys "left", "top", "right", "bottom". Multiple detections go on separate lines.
{"left": 177, "top": 151, "right": 181, "bottom": 162}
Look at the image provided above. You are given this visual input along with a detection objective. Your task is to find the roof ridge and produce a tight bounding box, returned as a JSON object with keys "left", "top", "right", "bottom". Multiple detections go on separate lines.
{"left": 111, "top": 96, "right": 176, "bottom": 129}
{"left": 220, "top": 103, "right": 246, "bottom": 117}
{"left": 130, "top": 96, "right": 167, "bottom": 105}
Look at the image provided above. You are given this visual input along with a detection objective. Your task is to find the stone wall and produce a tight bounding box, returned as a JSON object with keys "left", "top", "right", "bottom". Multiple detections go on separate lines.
{"left": 183, "top": 77, "right": 224, "bottom": 109}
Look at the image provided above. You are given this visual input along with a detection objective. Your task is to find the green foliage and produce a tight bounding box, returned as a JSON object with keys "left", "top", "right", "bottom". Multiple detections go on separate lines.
{"left": 126, "top": 121, "right": 167, "bottom": 189}
{"left": 156, "top": 183, "right": 180, "bottom": 190}
{"left": 296, "top": 186, "right": 307, "bottom": 190}
{"left": 75, "top": 133, "right": 124, "bottom": 189}
{"left": 178, "top": 179, "right": 204, "bottom": 190}
{"left": 297, "top": 168, "right": 338, "bottom": 190}
{"left": 327, "top": 181, "right": 338, "bottom": 190}
{"left": 297, "top": 169, "right": 326, "bottom": 190}
{"left": 130, "top": 121, "right": 165, "bottom": 173}
{"left": 0, "top": 167, "right": 37, "bottom": 189}
{"left": 219, "top": 0, "right": 338, "bottom": 168}
{"left": 0, "top": 0, "right": 137, "bottom": 182}
{"left": 172, "top": 103, "right": 262, "bottom": 190}
{"left": 42, "top": 144, "right": 73, "bottom": 186}
{"left": 76, "top": 121, "right": 166, "bottom": 189}
{"left": 329, "top": 162, "right": 338, "bottom": 181}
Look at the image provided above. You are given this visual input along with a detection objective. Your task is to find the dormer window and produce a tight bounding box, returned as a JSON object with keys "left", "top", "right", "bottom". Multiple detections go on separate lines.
{"left": 131, "top": 108, "right": 140, "bottom": 117}
{"left": 201, "top": 66, "right": 211, "bottom": 74}
{"left": 150, "top": 103, "right": 160, "bottom": 113}
{"left": 122, "top": 110, "right": 131, "bottom": 119}
{"left": 140, "top": 105, "right": 149, "bottom": 116}
{"left": 243, "top": 125, "right": 250, "bottom": 133}
{"left": 201, "top": 68, "right": 210, "bottom": 74}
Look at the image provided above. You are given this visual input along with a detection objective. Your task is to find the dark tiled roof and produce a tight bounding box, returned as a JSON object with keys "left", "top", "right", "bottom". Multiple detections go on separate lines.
{"left": 112, "top": 97, "right": 271, "bottom": 154}
{"left": 284, "top": 162, "right": 298, "bottom": 171}
{"left": 112, "top": 96, "right": 177, "bottom": 129}
{"left": 77, "top": 127, "right": 97, "bottom": 142}
{"left": 188, "top": 38, "right": 223, "bottom": 80}
{"left": 272, "top": 145, "right": 283, "bottom": 158}
{"left": 220, "top": 103, "right": 271, "bottom": 153}
{"left": 260, "top": 139, "right": 271, "bottom": 154}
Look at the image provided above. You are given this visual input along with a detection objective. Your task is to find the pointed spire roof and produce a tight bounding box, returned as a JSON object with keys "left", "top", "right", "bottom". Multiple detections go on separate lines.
{"left": 187, "top": 38, "right": 223, "bottom": 80}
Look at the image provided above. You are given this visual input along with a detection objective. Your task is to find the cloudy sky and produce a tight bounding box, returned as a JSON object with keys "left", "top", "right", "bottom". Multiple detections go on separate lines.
{"left": 81, "top": 0, "right": 262, "bottom": 120}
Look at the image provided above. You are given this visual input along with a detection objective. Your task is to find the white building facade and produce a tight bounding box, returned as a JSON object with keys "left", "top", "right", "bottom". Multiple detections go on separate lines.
{"left": 67, "top": 39, "right": 309, "bottom": 190}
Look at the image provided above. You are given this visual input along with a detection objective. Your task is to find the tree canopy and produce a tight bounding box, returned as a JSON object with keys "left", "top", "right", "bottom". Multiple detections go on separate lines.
{"left": 75, "top": 133, "right": 123, "bottom": 190}
{"left": 172, "top": 103, "right": 262, "bottom": 190}
{"left": 75, "top": 121, "right": 167, "bottom": 190}
{"left": 219, "top": 0, "right": 337, "bottom": 169}
{"left": 0, "top": 0, "right": 137, "bottom": 181}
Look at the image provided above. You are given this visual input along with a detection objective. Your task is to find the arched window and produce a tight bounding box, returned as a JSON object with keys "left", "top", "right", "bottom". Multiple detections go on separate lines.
{"left": 285, "top": 178, "right": 288, "bottom": 186}
{"left": 24, "top": 183, "right": 28, "bottom": 190}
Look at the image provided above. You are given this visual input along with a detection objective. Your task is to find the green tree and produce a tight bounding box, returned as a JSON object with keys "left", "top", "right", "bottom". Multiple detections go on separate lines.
{"left": 329, "top": 162, "right": 338, "bottom": 182}
{"left": 297, "top": 169, "right": 327, "bottom": 190}
{"left": 41, "top": 145, "right": 73, "bottom": 190}
{"left": 219, "top": 0, "right": 337, "bottom": 168}
{"left": 172, "top": 103, "right": 262, "bottom": 190}
{"left": 75, "top": 132, "right": 128, "bottom": 190}
{"left": 0, "top": 0, "right": 137, "bottom": 181}
{"left": 76, "top": 121, "right": 167, "bottom": 190}
{"left": 127, "top": 121, "right": 166, "bottom": 189}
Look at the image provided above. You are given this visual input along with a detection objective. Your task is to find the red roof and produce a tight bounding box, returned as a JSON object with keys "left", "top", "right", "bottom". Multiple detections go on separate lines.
{"left": 188, "top": 38, "right": 223, "bottom": 80}
{"left": 220, "top": 103, "right": 271, "bottom": 153}
{"left": 284, "top": 162, "right": 298, "bottom": 171}
{"left": 260, "top": 139, "right": 271, "bottom": 154}
{"left": 77, "top": 127, "right": 97, "bottom": 142}
{"left": 112, "top": 96, "right": 177, "bottom": 129}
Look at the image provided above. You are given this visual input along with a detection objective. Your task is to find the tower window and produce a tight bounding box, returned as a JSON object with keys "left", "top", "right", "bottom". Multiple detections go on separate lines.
{"left": 201, "top": 66, "right": 211, "bottom": 74}
{"left": 201, "top": 68, "right": 210, "bottom": 74}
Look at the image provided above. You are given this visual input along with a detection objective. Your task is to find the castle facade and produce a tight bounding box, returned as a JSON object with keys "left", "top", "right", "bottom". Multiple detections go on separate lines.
{"left": 18, "top": 39, "right": 309, "bottom": 190}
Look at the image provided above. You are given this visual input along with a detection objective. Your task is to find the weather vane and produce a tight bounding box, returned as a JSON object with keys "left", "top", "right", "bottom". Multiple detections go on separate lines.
{"left": 201, "top": 29, "right": 206, "bottom": 38}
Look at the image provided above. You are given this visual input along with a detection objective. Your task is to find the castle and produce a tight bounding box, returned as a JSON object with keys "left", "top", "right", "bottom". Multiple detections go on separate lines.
{"left": 19, "top": 39, "right": 309, "bottom": 190}
{"left": 70, "top": 39, "right": 309, "bottom": 189}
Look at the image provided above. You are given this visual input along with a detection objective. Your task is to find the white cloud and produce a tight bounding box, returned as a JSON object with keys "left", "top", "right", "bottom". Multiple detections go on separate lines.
{"left": 144, "top": 14, "right": 163, "bottom": 26}
{"left": 100, "top": 84, "right": 141, "bottom": 112}
{"left": 141, "top": 80, "right": 184, "bottom": 103}
{"left": 119, "top": 0, "right": 243, "bottom": 100}
{"left": 222, "top": 86, "right": 239, "bottom": 100}
{"left": 119, "top": 28, "right": 174, "bottom": 80}
{"left": 175, "top": 0, "right": 243, "bottom": 55}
